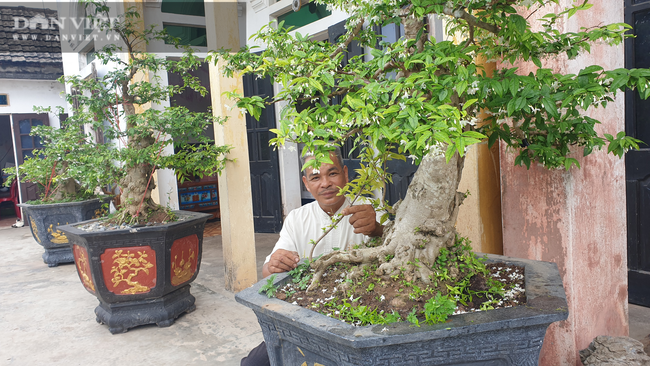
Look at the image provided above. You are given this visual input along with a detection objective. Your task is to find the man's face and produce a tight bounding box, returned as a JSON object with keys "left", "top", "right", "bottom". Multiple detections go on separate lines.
{"left": 302, "top": 154, "right": 348, "bottom": 215}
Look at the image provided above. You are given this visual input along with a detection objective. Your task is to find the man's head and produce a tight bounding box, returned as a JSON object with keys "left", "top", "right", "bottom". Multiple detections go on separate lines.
{"left": 301, "top": 147, "right": 348, "bottom": 215}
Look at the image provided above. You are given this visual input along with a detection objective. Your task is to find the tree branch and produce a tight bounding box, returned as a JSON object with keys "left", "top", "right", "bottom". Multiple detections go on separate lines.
{"left": 373, "top": 61, "right": 401, "bottom": 78}
{"left": 329, "top": 20, "right": 364, "bottom": 59}
{"left": 464, "top": 21, "right": 475, "bottom": 48}
{"left": 442, "top": 6, "right": 500, "bottom": 35}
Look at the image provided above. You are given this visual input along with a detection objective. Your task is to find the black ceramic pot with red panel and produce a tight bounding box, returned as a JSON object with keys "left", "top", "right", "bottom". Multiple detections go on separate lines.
{"left": 19, "top": 197, "right": 111, "bottom": 267}
{"left": 58, "top": 211, "right": 211, "bottom": 334}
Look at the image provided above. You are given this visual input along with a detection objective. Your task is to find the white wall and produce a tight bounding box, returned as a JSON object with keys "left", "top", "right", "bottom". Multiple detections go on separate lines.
{"left": 0, "top": 79, "right": 67, "bottom": 124}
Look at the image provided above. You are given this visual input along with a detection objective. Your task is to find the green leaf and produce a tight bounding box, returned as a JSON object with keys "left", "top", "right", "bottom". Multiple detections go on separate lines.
{"left": 457, "top": 137, "right": 465, "bottom": 157}
{"left": 445, "top": 144, "right": 456, "bottom": 163}
{"left": 607, "top": 140, "right": 620, "bottom": 154}
{"left": 463, "top": 99, "right": 478, "bottom": 110}
{"left": 436, "top": 132, "right": 452, "bottom": 145}
{"left": 384, "top": 105, "right": 400, "bottom": 114}
{"left": 438, "top": 89, "right": 449, "bottom": 101}
{"left": 346, "top": 95, "right": 365, "bottom": 109}
{"left": 510, "top": 14, "right": 527, "bottom": 34}
{"left": 507, "top": 98, "right": 516, "bottom": 116}
{"left": 456, "top": 80, "right": 467, "bottom": 96}
{"left": 414, "top": 125, "right": 431, "bottom": 134}
{"left": 509, "top": 78, "right": 519, "bottom": 97}
{"left": 542, "top": 97, "right": 558, "bottom": 117}
{"left": 579, "top": 65, "right": 604, "bottom": 76}
{"left": 488, "top": 132, "right": 499, "bottom": 148}
{"left": 515, "top": 96, "right": 527, "bottom": 111}
{"left": 463, "top": 131, "right": 486, "bottom": 139}
{"left": 308, "top": 78, "right": 324, "bottom": 94}
{"left": 321, "top": 72, "right": 335, "bottom": 87}
{"left": 491, "top": 79, "right": 503, "bottom": 97}
{"left": 417, "top": 133, "right": 429, "bottom": 148}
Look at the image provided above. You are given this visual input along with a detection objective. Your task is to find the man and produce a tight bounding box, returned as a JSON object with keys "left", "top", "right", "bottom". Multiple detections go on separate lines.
{"left": 241, "top": 146, "right": 384, "bottom": 366}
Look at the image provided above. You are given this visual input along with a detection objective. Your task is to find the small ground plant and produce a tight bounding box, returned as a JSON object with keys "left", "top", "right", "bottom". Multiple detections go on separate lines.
{"left": 274, "top": 236, "right": 525, "bottom": 327}
{"left": 259, "top": 275, "right": 279, "bottom": 298}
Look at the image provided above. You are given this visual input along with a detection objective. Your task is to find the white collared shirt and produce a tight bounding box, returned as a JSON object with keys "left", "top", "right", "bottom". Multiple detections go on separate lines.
{"left": 265, "top": 197, "right": 381, "bottom": 263}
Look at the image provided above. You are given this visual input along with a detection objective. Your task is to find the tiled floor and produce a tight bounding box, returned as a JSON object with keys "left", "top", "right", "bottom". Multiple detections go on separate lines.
{"left": 204, "top": 219, "right": 222, "bottom": 237}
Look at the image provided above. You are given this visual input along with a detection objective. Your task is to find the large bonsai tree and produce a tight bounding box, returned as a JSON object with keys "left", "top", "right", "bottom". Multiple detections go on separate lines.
{"left": 214, "top": 0, "right": 649, "bottom": 289}
{"left": 59, "top": 1, "right": 231, "bottom": 224}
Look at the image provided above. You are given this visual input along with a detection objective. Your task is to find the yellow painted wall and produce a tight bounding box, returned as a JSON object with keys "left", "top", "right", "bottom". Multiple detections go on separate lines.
{"left": 455, "top": 60, "right": 503, "bottom": 255}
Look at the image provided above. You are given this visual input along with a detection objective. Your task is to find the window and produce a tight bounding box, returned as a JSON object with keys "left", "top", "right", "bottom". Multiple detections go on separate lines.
{"left": 163, "top": 24, "right": 207, "bottom": 46}
{"left": 18, "top": 117, "right": 44, "bottom": 161}
{"left": 277, "top": 2, "right": 331, "bottom": 30}
{"left": 161, "top": 0, "right": 205, "bottom": 16}
{"left": 0, "top": 95, "right": 8, "bottom": 106}
{"left": 85, "top": 47, "right": 96, "bottom": 65}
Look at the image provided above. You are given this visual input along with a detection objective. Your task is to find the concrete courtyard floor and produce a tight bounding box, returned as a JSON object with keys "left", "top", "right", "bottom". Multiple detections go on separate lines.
{"left": 1, "top": 221, "right": 649, "bottom": 365}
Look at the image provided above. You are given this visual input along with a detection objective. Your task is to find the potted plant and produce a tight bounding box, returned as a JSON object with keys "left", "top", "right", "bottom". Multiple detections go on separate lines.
{"left": 56, "top": 1, "right": 231, "bottom": 333}
{"left": 237, "top": 253, "right": 567, "bottom": 365}
{"left": 213, "top": 0, "right": 650, "bottom": 363}
{"left": 3, "top": 109, "right": 115, "bottom": 267}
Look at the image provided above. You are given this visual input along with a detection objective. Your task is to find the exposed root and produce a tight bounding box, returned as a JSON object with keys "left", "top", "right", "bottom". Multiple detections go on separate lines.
{"left": 308, "top": 246, "right": 383, "bottom": 292}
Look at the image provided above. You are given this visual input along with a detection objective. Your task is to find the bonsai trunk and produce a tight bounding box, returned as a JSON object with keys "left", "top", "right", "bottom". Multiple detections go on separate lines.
{"left": 310, "top": 152, "right": 465, "bottom": 288}
{"left": 119, "top": 103, "right": 160, "bottom": 219}
{"left": 50, "top": 162, "right": 81, "bottom": 202}
{"left": 51, "top": 178, "right": 81, "bottom": 201}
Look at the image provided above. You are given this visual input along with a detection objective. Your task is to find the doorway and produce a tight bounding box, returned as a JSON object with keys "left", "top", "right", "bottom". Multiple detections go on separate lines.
{"left": 625, "top": 0, "right": 650, "bottom": 307}
{"left": 243, "top": 73, "right": 283, "bottom": 233}
{"left": 0, "top": 115, "right": 18, "bottom": 226}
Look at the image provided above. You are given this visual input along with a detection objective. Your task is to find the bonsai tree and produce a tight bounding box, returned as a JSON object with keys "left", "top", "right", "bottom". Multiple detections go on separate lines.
{"left": 57, "top": 1, "right": 231, "bottom": 224}
{"left": 214, "top": 0, "right": 649, "bottom": 303}
{"left": 2, "top": 111, "right": 115, "bottom": 203}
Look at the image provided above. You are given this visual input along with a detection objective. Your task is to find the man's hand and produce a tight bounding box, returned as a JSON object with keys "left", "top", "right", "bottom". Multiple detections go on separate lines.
{"left": 341, "top": 204, "right": 383, "bottom": 237}
{"left": 262, "top": 249, "right": 300, "bottom": 278}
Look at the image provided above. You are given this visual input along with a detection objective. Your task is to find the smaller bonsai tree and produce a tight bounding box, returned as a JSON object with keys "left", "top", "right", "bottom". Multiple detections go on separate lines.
{"left": 50, "top": 0, "right": 231, "bottom": 224}
{"left": 2, "top": 107, "right": 115, "bottom": 203}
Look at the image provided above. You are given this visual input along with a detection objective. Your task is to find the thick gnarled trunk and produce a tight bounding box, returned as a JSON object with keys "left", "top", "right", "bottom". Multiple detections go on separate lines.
{"left": 377, "top": 152, "right": 465, "bottom": 282}
{"left": 119, "top": 102, "right": 159, "bottom": 219}
{"left": 120, "top": 163, "right": 157, "bottom": 217}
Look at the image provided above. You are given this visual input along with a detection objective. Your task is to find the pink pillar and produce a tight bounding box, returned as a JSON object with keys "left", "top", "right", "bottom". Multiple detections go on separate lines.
{"left": 500, "top": 2, "right": 628, "bottom": 365}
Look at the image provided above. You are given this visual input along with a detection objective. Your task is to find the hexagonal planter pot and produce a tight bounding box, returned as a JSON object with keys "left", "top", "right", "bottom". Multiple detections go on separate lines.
{"left": 235, "top": 254, "right": 568, "bottom": 366}
{"left": 19, "top": 198, "right": 110, "bottom": 267}
{"left": 58, "top": 211, "right": 212, "bottom": 334}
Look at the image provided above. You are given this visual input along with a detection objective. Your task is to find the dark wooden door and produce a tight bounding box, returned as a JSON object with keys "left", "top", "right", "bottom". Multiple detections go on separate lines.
{"left": 243, "top": 73, "right": 283, "bottom": 233}
{"left": 12, "top": 114, "right": 49, "bottom": 202}
{"left": 626, "top": 0, "right": 650, "bottom": 307}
